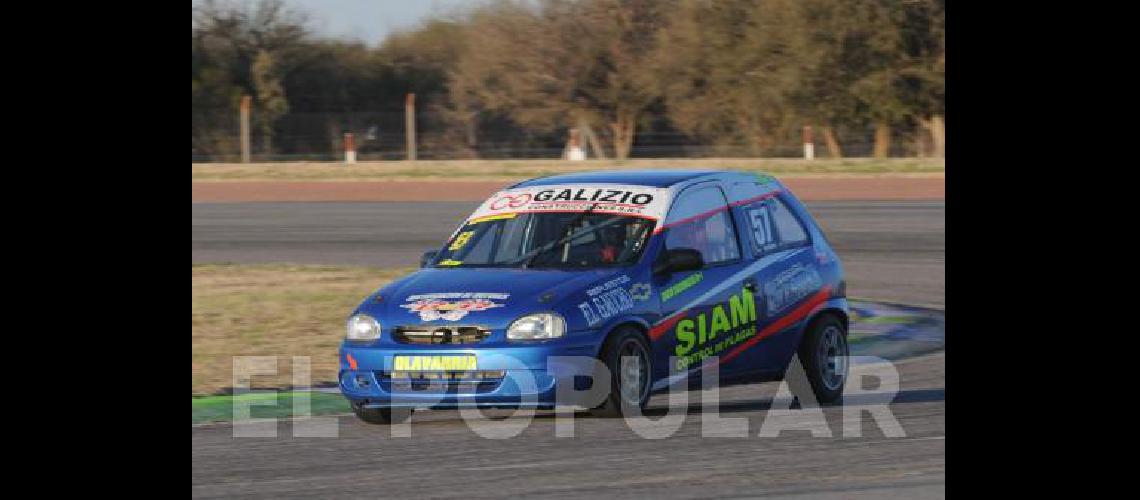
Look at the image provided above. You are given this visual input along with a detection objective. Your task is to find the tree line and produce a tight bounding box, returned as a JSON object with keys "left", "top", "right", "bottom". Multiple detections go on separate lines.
{"left": 192, "top": 0, "right": 944, "bottom": 161}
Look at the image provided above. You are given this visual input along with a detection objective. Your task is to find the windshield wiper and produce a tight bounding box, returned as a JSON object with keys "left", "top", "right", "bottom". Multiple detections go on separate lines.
{"left": 509, "top": 204, "right": 600, "bottom": 269}
{"left": 522, "top": 203, "right": 601, "bottom": 267}
{"left": 504, "top": 217, "right": 633, "bottom": 269}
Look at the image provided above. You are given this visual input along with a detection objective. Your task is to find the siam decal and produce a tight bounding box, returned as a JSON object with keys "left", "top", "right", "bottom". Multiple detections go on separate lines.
{"left": 401, "top": 292, "right": 509, "bottom": 321}
{"left": 653, "top": 281, "right": 832, "bottom": 373}
{"left": 764, "top": 264, "right": 823, "bottom": 314}
{"left": 672, "top": 285, "right": 758, "bottom": 370}
{"left": 661, "top": 271, "right": 703, "bottom": 302}
{"left": 629, "top": 282, "right": 651, "bottom": 301}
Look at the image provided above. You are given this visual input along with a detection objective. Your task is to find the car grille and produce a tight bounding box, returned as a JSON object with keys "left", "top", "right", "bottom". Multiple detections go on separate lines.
{"left": 377, "top": 370, "right": 505, "bottom": 393}
{"left": 392, "top": 325, "right": 492, "bottom": 345}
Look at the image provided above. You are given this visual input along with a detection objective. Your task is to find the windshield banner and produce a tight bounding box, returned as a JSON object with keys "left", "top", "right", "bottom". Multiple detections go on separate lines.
{"left": 467, "top": 184, "right": 673, "bottom": 223}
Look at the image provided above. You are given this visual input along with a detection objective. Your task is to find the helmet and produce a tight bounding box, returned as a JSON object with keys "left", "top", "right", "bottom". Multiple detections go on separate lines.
{"left": 600, "top": 226, "right": 625, "bottom": 247}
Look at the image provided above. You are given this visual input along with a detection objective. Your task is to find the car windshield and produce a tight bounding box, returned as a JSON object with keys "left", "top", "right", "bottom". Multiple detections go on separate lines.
{"left": 430, "top": 212, "right": 655, "bottom": 269}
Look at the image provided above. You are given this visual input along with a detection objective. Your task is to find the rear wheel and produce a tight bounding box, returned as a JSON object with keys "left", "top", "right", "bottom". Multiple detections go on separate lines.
{"left": 795, "top": 315, "right": 849, "bottom": 404}
{"left": 590, "top": 327, "right": 652, "bottom": 418}
{"left": 351, "top": 403, "right": 412, "bottom": 425}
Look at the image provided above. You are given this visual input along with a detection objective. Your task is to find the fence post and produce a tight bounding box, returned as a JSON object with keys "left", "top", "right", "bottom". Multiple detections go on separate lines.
{"left": 240, "top": 95, "right": 252, "bottom": 163}
{"left": 803, "top": 125, "right": 814, "bottom": 160}
{"left": 931, "top": 115, "right": 945, "bottom": 158}
{"left": 344, "top": 132, "right": 356, "bottom": 164}
{"left": 566, "top": 128, "right": 586, "bottom": 161}
{"left": 405, "top": 93, "right": 417, "bottom": 161}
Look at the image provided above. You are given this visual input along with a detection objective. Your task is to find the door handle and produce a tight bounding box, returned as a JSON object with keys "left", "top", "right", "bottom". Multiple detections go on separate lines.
{"left": 744, "top": 278, "right": 758, "bottom": 292}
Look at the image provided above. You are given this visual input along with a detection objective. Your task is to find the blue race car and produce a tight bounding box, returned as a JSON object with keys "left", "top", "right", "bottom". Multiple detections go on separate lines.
{"left": 340, "top": 170, "right": 848, "bottom": 423}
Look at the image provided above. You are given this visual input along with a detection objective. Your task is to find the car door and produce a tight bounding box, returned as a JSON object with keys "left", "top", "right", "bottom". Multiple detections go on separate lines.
{"left": 651, "top": 182, "right": 750, "bottom": 383}
{"left": 725, "top": 181, "right": 822, "bottom": 377}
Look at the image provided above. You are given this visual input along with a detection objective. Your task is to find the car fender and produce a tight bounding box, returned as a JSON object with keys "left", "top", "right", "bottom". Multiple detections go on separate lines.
{"left": 587, "top": 313, "right": 654, "bottom": 357}
{"left": 804, "top": 296, "right": 850, "bottom": 332}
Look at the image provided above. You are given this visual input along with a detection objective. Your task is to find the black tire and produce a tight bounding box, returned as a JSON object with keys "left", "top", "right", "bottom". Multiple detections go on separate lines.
{"left": 795, "top": 315, "right": 849, "bottom": 405}
{"left": 351, "top": 403, "right": 412, "bottom": 425}
{"left": 590, "top": 327, "right": 652, "bottom": 418}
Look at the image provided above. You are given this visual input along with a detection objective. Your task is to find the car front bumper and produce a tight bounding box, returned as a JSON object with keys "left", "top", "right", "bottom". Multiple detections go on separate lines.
{"left": 338, "top": 338, "right": 601, "bottom": 409}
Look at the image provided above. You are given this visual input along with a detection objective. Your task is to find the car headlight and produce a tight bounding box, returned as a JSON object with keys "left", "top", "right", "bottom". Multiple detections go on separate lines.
{"left": 346, "top": 314, "right": 381, "bottom": 341}
{"left": 507, "top": 313, "right": 566, "bottom": 340}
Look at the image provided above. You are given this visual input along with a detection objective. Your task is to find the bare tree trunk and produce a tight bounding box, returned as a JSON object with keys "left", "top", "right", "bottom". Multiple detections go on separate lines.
{"left": 822, "top": 125, "right": 843, "bottom": 159}
{"left": 579, "top": 117, "right": 607, "bottom": 160}
{"left": 610, "top": 111, "right": 636, "bottom": 160}
{"left": 916, "top": 115, "right": 945, "bottom": 158}
{"left": 610, "top": 123, "right": 624, "bottom": 160}
{"left": 748, "top": 116, "right": 763, "bottom": 157}
{"left": 930, "top": 114, "right": 945, "bottom": 158}
{"left": 873, "top": 121, "right": 891, "bottom": 158}
{"left": 465, "top": 113, "right": 478, "bottom": 149}
{"left": 914, "top": 126, "right": 927, "bottom": 158}
{"left": 262, "top": 131, "right": 273, "bottom": 158}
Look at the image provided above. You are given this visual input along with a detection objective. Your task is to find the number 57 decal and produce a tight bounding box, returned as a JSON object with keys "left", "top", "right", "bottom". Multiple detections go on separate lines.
{"left": 748, "top": 205, "right": 773, "bottom": 249}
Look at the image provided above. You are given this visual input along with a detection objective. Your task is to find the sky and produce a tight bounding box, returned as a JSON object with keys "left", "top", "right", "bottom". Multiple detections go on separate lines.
{"left": 193, "top": 0, "right": 484, "bottom": 46}
{"left": 281, "top": 0, "right": 480, "bottom": 46}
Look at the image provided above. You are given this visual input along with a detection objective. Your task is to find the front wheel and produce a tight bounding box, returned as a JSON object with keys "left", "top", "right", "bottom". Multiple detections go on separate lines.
{"left": 795, "top": 315, "right": 849, "bottom": 405}
{"left": 590, "top": 327, "right": 652, "bottom": 418}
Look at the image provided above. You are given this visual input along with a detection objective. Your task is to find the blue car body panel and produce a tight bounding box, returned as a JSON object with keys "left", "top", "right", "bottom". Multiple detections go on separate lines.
{"left": 339, "top": 170, "right": 847, "bottom": 409}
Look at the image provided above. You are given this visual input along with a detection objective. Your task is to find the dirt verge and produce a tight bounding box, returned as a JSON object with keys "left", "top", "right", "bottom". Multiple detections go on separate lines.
{"left": 192, "top": 175, "right": 943, "bottom": 202}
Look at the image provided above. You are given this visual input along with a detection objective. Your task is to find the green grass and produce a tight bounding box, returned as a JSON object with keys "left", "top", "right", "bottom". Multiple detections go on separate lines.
{"left": 192, "top": 391, "right": 351, "bottom": 424}
{"left": 192, "top": 158, "right": 945, "bottom": 182}
{"left": 192, "top": 263, "right": 415, "bottom": 395}
{"left": 851, "top": 315, "right": 923, "bottom": 325}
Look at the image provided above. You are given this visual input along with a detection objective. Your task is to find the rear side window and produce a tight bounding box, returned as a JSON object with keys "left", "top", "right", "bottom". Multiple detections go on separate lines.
{"left": 771, "top": 197, "right": 808, "bottom": 246}
{"left": 737, "top": 189, "right": 810, "bottom": 255}
{"left": 664, "top": 185, "right": 740, "bottom": 265}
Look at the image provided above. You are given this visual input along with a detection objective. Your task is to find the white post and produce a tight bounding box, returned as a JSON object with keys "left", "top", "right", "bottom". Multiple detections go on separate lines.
{"left": 405, "top": 93, "right": 417, "bottom": 161}
{"left": 567, "top": 128, "right": 586, "bottom": 161}
{"left": 803, "top": 125, "right": 815, "bottom": 160}
{"left": 344, "top": 132, "right": 356, "bottom": 164}
{"left": 240, "top": 95, "right": 252, "bottom": 163}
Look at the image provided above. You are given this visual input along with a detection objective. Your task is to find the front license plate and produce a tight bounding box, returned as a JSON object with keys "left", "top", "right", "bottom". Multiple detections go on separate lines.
{"left": 392, "top": 355, "right": 477, "bottom": 372}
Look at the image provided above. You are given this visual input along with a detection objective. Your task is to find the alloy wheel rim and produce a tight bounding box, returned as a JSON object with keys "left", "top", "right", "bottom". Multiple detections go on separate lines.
{"left": 618, "top": 340, "right": 649, "bottom": 405}
{"left": 818, "top": 325, "right": 848, "bottom": 391}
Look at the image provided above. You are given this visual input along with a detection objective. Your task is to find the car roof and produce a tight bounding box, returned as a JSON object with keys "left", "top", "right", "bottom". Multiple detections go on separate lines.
{"left": 509, "top": 169, "right": 758, "bottom": 189}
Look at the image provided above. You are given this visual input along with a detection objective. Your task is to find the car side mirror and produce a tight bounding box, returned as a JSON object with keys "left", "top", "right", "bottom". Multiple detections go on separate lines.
{"left": 420, "top": 250, "right": 438, "bottom": 268}
{"left": 653, "top": 248, "right": 704, "bottom": 275}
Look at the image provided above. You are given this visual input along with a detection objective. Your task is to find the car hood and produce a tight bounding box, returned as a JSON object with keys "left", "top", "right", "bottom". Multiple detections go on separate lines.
{"left": 358, "top": 267, "right": 631, "bottom": 330}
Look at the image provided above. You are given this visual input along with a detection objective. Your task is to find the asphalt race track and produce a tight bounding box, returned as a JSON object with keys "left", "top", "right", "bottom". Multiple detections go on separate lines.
{"left": 191, "top": 200, "right": 945, "bottom": 498}
{"left": 191, "top": 201, "right": 944, "bottom": 307}
{"left": 194, "top": 352, "right": 943, "bottom": 499}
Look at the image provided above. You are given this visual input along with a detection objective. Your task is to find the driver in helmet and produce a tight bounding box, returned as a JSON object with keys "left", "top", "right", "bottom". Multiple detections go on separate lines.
{"left": 598, "top": 225, "right": 626, "bottom": 263}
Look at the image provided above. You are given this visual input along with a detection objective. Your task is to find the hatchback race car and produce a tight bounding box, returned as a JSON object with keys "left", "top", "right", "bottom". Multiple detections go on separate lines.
{"left": 339, "top": 170, "right": 849, "bottom": 423}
